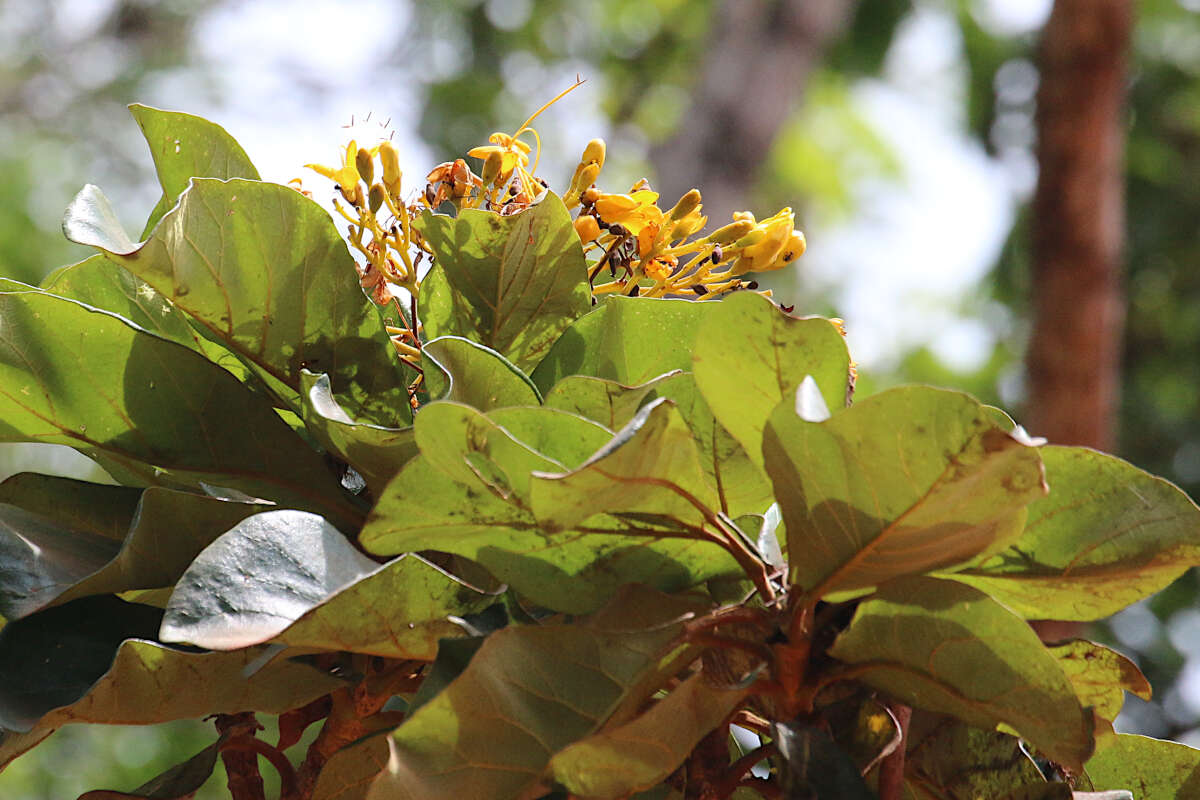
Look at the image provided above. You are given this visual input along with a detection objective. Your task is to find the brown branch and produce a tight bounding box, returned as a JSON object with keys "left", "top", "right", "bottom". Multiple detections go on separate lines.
{"left": 222, "top": 736, "right": 299, "bottom": 800}
{"left": 214, "top": 713, "right": 266, "bottom": 800}
{"left": 876, "top": 702, "right": 912, "bottom": 800}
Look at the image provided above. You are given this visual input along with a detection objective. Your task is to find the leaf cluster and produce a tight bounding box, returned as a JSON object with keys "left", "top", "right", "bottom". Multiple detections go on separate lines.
{"left": 0, "top": 107, "right": 1198, "bottom": 800}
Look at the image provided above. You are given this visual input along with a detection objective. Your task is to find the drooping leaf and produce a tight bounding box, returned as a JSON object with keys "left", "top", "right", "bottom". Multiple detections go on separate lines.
{"left": 902, "top": 712, "right": 1045, "bottom": 800}
{"left": 692, "top": 290, "right": 851, "bottom": 467}
{"left": 77, "top": 732, "right": 230, "bottom": 800}
{"left": 416, "top": 193, "right": 591, "bottom": 373}
{"left": 0, "top": 623, "right": 343, "bottom": 769}
{"left": 160, "top": 510, "right": 378, "bottom": 650}
{"left": 366, "top": 586, "right": 706, "bottom": 800}
{"left": 422, "top": 336, "right": 541, "bottom": 409}
{"left": 543, "top": 371, "right": 679, "bottom": 430}
{"left": 530, "top": 295, "right": 715, "bottom": 393}
{"left": 828, "top": 576, "right": 1093, "bottom": 773}
{"left": 0, "top": 288, "right": 357, "bottom": 529}
{"left": 63, "top": 180, "right": 412, "bottom": 426}
{"left": 774, "top": 721, "right": 878, "bottom": 800}
{"left": 947, "top": 446, "right": 1200, "bottom": 620}
{"left": 549, "top": 672, "right": 749, "bottom": 798}
{"left": 1085, "top": 734, "right": 1200, "bottom": 798}
{"left": 0, "top": 473, "right": 140, "bottom": 542}
{"left": 650, "top": 373, "right": 774, "bottom": 518}
{"left": 360, "top": 456, "right": 734, "bottom": 614}
{"left": 1047, "top": 640, "right": 1151, "bottom": 723}
{"left": 300, "top": 370, "right": 417, "bottom": 496}
{"left": 531, "top": 397, "right": 720, "bottom": 533}
{"left": 763, "top": 385, "right": 1046, "bottom": 597}
{"left": 129, "top": 104, "right": 260, "bottom": 236}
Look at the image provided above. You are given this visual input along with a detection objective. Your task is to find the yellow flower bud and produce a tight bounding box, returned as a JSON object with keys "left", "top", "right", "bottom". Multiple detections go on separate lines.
{"left": 368, "top": 183, "right": 386, "bottom": 214}
{"left": 574, "top": 214, "right": 601, "bottom": 245}
{"left": 667, "top": 189, "right": 702, "bottom": 222}
{"left": 355, "top": 147, "right": 374, "bottom": 187}
{"left": 581, "top": 138, "right": 606, "bottom": 169}
{"left": 705, "top": 220, "right": 755, "bottom": 245}
{"left": 564, "top": 162, "right": 601, "bottom": 207}
{"left": 379, "top": 141, "right": 402, "bottom": 196}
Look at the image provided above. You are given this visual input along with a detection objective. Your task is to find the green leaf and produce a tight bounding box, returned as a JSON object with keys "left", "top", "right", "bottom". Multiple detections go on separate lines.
{"left": 416, "top": 194, "right": 590, "bottom": 373}
{"left": 549, "top": 673, "right": 748, "bottom": 798}
{"left": 543, "top": 372, "right": 678, "bottom": 430}
{"left": 947, "top": 446, "right": 1200, "bottom": 620}
{"left": 651, "top": 373, "right": 774, "bottom": 518}
{"left": 531, "top": 397, "right": 720, "bottom": 533}
{"left": 763, "top": 386, "right": 1046, "bottom": 597}
{"left": 0, "top": 473, "right": 140, "bottom": 542}
{"left": 903, "top": 712, "right": 1045, "bottom": 800}
{"left": 692, "top": 290, "right": 851, "bottom": 467}
{"left": 0, "top": 289, "right": 357, "bottom": 528}
{"left": 367, "top": 587, "right": 705, "bottom": 800}
{"left": 1047, "top": 640, "right": 1151, "bottom": 722}
{"left": 0, "top": 487, "right": 261, "bottom": 620}
{"left": 829, "top": 576, "right": 1093, "bottom": 773}
{"left": 129, "top": 104, "right": 260, "bottom": 237}
{"left": 0, "top": 602, "right": 343, "bottom": 768}
{"left": 1085, "top": 734, "right": 1200, "bottom": 798}
{"left": 300, "top": 370, "right": 417, "bottom": 496}
{"left": 485, "top": 406, "right": 616, "bottom": 469}
{"left": 63, "top": 180, "right": 411, "bottom": 426}
{"left": 422, "top": 336, "right": 541, "bottom": 409}
{"left": 160, "top": 510, "right": 378, "bottom": 649}
{"left": 530, "top": 295, "right": 715, "bottom": 393}
{"left": 270, "top": 554, "right": 493, "bottom": 661}
{"left": 360, "top": 456, "right": 734, "bottom": 614}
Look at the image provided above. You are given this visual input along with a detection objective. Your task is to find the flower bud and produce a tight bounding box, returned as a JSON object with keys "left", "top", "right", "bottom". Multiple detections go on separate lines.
{"left": 379, "top": 141, "right": 402, "bottom": 196}
{"left": 667, "top": 189, "right": 702, "bottom": 222}
{"left": 581, "top": 138, "right": 606, "bottom": 169}
{"left": 704, "top": 220, "right": 755, "bottom": 245}
{"left": 481, "top": 149, "right": 504, "bottom": 186}
{"left": 368, "top": 183, "right": 386, "bottom": 214}
{"left": 574, "top": 214, "right": 601, "bottom": 244}
{"left": 355, "top": 147, "right": 374, "bottom": 187}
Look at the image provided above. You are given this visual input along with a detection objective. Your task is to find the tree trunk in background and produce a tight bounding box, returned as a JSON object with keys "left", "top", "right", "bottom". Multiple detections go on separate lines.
{"left": 648, "top": 0, "right": 856, "bottom": 224}
{"left": 1027, "top": 0, "right": 1132, "bottom": 452}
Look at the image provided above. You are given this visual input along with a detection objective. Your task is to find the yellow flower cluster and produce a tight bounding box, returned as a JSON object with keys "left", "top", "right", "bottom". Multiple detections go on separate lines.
{"left": 301, "top": 81, "right": 811, "bottom": 375}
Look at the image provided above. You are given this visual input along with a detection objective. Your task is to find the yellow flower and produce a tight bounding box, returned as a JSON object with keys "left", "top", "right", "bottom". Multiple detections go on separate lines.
{"left": 467, "top": 132, "right": 531, "bottom": 175}
{"left": 644, "top": 254, "right": 677, "bottom": 282}
{"left": 574, "top": 214, "right": 601, "bottom": 245}
{"left": 306, "top": 140, "right": 365, "bottom": 195}
{"left": 594, "top": 189, "right": 663, "bottom": 235}
{"left": 736, "top": 208, "right": 795, "bottom": 273}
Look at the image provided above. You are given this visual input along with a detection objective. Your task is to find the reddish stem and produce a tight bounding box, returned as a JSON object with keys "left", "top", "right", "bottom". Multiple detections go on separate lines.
{"left": 876, "top": 702, "right": 912, "bottom": 800}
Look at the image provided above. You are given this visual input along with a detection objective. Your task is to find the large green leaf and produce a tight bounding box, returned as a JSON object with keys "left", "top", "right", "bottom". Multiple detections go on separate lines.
{"left": 360, "top": 456, "right": 734, "bottom": 614}
{"left": 651, "top": 373, "right": 774, "bottom": 518}
{"left": 416, "top": 193, "right": 590, "bottom": 373}
{"left": 543, "top": 372, "right": 677, "bottom": 430}
{"left": 0, "top": 487, "right": 261, "bottom": 620}
{"left": 763, "top": 386, "right": 1046, "bottom": 597}
{"left": 300, "top": 370, "right": 417, "bottom": 496}
{"left": 692, "top": 290, "right": 851, "bottom": 467}
{"left": 829, "top": 576, "right": 1093, "bottom": 773}
{"left": 549, "top": 672, "right": 748, "bottom": 798}
{"left": 1085, "top": 734, "right": 1200, "bottom": 798}
{"left": 947, "top": 446, "right": 1200, "bottom": 620}
{"left": 366, "top": 586, "right": 705, "bottom": 800}
{"left": 79, "top": 732, "right": 233, "bottom": 800}
{"left": 531, "top": 397, "right": 720, "bottom": 533}
{"left": 41, "top": 255, "right": 256, "bottom": 385}
{"left": 422, "top": 336, "right": 541, "bottom": 409}
{"left": 312, "top": 736, "right": 391, "bottom": 800}
{"left": 63, "top": 180, "right": 411, "bottom": 426}
{"left": 0, "top": 473, "right": 140, "bottom": 542}
{"left": 129, "top": 104, "right": 260, "bottom": 237}
{"left": 1047, "top": 640, "right": 1151, "bottom": 723}
{"left": 530, "top": 295, "right": 715, "bottom": 393}
{"left": 160, "top": 510, "right": 378, "bottom": 649}
{"left": 0, "top": 600, "right": 343, "bottom": 769}
{"left": 0, "top": 288, "right": 357, "bottom": 528}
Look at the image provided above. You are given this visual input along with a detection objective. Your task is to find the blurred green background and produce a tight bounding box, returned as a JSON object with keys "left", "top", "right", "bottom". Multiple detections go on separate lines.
{"left": 2, "top": 0, "right": 1198, "bottom": 796}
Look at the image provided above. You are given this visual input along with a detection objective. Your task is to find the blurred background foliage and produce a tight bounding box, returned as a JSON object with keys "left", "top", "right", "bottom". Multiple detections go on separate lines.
{"left": 1, "top": 0, "right": 1199, "bottom": 795}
